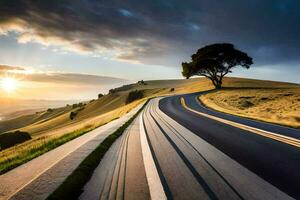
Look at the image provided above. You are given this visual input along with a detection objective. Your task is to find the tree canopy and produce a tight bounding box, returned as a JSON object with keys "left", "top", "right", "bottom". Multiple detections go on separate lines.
{"left": 182, "top": 43, "right": 253, "bottom": 89}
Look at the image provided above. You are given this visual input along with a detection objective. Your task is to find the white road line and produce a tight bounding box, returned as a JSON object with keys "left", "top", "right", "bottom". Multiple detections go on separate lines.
{"left": 156, "top": 98, "right": 294, "bottom": 200}
{"left": 139, "top": 112, "right": 167, "bottom": 200}
{"left": 181, "top": 97, "right": 300, "bottom": 148}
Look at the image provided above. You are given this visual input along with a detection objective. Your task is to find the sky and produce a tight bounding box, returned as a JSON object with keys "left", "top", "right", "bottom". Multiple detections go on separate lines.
{"left": 0, "top": 0, "right": 300, "bottom": 100}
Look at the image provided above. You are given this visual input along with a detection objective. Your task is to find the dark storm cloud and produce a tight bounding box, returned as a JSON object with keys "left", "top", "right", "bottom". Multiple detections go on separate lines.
{"left": 0, "top": 0, "right": 300, "bottom": 66}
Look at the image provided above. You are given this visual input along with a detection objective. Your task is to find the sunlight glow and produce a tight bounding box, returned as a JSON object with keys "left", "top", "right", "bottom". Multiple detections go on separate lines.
{"left": 1, "top": 77, "right": 18, "bottom": 93}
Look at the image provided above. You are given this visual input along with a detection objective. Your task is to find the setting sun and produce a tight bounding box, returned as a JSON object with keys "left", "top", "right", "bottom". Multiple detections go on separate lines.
{"left": 1, "top": 78, "right": 18, "bottom": 93}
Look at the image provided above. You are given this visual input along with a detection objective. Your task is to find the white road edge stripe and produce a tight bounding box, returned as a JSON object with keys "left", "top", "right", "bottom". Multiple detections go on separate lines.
{"left": 156, "top": 98, "right": 293, "bottom": 200}
{"left": 139, "top": 112, "right": 167, "bottom": 200}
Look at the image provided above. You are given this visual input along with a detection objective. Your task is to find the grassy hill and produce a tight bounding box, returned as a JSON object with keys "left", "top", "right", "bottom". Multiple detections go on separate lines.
{"left": 1, "top": 77, "right": 299, "bottom": 173}
{"left": 200, "top": 87, "right": 300, "bottom": 129}
{"left": 1, "top": 77, "right": 298, "bottom": 137}
{"left": 0, "top": 77, "right": 203, "bottom": 137}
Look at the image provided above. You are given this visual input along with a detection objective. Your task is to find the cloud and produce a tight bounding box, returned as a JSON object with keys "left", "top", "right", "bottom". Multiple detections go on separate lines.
{"left": 0, "top": 65, "right": 130, "bottom": 99}
{"left": 0, "top": 66, "right": 129, "bottom": 86}
{"left": 0, "top": 0, "right": 300, "bottom": 67}
{"left": 0, "top": 65, "right": 24, "bottom": 71}
{"left": 23, "top": 72, "right": 129, "bottom": 86}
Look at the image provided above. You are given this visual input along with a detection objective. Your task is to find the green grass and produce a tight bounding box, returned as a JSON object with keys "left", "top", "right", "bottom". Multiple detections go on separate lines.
{"left": 0, "top": 125, "right": 98, "bottom": 175}
{"left": 0, "top": 99, "right": 143, "bottom": 175}
{"left": 47, "top": 99, "right": 149, "bottom": 200}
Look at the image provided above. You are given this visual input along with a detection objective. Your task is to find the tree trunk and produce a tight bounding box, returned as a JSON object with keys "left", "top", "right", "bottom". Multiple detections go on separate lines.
{"left": 215, "top": 83, "right": 222, "bottom": 89}
{"left": 210, "top": 77, "right": 222, "bottom": 89}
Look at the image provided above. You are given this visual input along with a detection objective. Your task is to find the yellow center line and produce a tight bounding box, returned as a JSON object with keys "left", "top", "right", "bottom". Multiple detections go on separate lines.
{"left": 180, "top": 97, "right": 300, "bottom": 148}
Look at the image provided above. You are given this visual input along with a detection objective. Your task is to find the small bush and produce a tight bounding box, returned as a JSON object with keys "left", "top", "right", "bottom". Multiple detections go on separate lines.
{"left": 260, "top": 97, "right": 269, "bottom": 101}
{"left": 170, "top": 88, "right": 175, "bottom": 92}
{"left": 109, "top": 89, "right": 116, "bottom": 94}
{"left": 77, "top": 107, "right": 85, "bottom": 112}
{"left": 294, "top": 116, "right": 300, "bottom": 123}
{"left": 239, "top": 96, "right": 254, "bottom": 99}
{"left": 98, "top": 93, "right": 104, "bottom": 99}
{"left": 72, "top": 102, "right": 85, "bottom": 109}
{"left": 241, "top": 100, "right": 254, "bottom": 108}
{"left": 138, "top": 80, "right": 147, "bottom": 85}
{"left": 47, "top": 108, "right": 53, "bottom": 112}
{"left": 70, "top": 106, "right": 85, "bottom": 120}
{"left": 126, "top": 90, "right": 143, "bottom": 104}
{"left": 0, "top": 131, "right": 31, "bottom": 151}
{"left": 70, "top": 111, "right": 77, "bottom": 120}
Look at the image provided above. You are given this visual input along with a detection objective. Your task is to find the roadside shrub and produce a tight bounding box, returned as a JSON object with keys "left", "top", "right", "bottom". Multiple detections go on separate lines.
{"left": 170, "top": 88, "right": 175, "bottom": 92}
{"left": 72, "top": 102, "right": 85, "bottom": 109}
{"left": 294, "top": 116, "right": 300, "bottom": 123}
{"left": 70, "top": 111, "right": 77, "bottom": 120}
{"left": 47, "top": 108, "right": 53, "bottom": 112}
{"left": 109, "top": 89, "right": 116, "bottom": 94}
{"left": 260, "top": 97, "right": 269, "bottom": 101}
{"left": 138, "top": 80, "right": 147, "bottom": 85}
{"left": 239, "top": 96, "right": 254, "bottom": 99}
{"left": 78, "top": 103, "right": 83, "bottom": 107}
{"left": 126, "top": 90, "right": 143, "bottom": 104}
{"left": 0, "top": 131, "right": 31, "bottom": 151}
{"left": 70, "top": 106, "right": 85, "bottom": 120}
{"left": 77, "top": 107, "right": 85, "bottom": 112}
{"left": 98, "top": 93, "right": 104, "bottom": 99}
{"left": 241, "top": 100, "right": 254, "bottom": 108}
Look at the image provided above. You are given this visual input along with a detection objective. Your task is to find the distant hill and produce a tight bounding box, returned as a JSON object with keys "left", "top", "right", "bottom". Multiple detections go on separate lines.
{"left": 0, "top": 77, "right": 298, "bottom": 136}
{"left": 0, "top": 99, "right": 79, "bottom": 120}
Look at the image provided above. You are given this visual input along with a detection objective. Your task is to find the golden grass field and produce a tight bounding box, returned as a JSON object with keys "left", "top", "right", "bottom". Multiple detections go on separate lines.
{"left": 1, "top": 77, "right": 298, "bottom": 138}
{"left": 0, "top": 99, "right": 143, "bottom": 174}
{"left": 200, "top": 87, "right": 300, "bottom": 129}
{"left": 1, "top": 76, "right": 299, "bottom": 173}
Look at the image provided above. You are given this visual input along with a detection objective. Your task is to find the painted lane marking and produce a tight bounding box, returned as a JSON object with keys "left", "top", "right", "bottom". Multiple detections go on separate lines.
{"left": 139, "top": 113, "right": 167, "bottom": 200}
{"left": 180, "top": 97, "right": 300, "bottom": 148}
{"left": 158, "top": 98, "right": 293, "bottom": 200}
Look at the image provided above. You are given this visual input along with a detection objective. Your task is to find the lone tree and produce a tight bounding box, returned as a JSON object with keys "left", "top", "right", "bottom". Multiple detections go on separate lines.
{"left": 182, "top": 43, "right": 253, "bottom": 89}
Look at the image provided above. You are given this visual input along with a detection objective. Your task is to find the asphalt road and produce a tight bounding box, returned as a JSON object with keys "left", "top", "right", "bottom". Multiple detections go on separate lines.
{"left": 159, "top": 92, "right": 300, "bottom": 199}
{"left": 2, "top": 93, "right": 299, "bottom": 200}
{"left": 83, "top": 97, "right": 297, "bottom": 199}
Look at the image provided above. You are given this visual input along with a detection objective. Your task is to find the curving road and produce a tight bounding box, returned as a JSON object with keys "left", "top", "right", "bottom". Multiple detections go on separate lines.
{"left": 82, "top": 94, "right": 299, "bottom": 200}
{"left": 159, "top": 92, "right": 300, "bottom": 199}
{"left": 2, "top": 92, "right": 299, "bottom": 200}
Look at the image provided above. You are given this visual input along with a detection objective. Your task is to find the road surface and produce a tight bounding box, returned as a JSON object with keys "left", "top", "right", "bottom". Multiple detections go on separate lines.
{"left": 160, "top": 92, "right": 300, "bottom": 199}
{"left": 82, "top": 95, "right": 299, "bottom": 199}
{"left": 1, "top": 92, "right": 299, "bottom": 200}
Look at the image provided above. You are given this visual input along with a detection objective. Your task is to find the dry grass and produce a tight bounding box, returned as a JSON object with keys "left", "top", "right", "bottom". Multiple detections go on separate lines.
{"left": 0, "top": 99, "right": 143, "bottom": 174}
{"left": 200, "top": 88, "right": 300, "bottom": 129}
{"left": 1, "top": 77, "right": 294, "bottom": 138}
{"left": 1, "top": 77, "right": 298, "bottom": 173}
